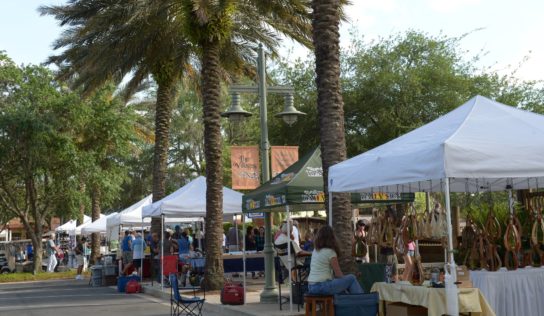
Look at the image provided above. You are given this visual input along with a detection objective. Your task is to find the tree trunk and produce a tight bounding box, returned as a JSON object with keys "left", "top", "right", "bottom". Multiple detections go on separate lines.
{"left": 200, "top": 40, "right": 225, "bottom": 291}
{"left": 22, "top": 218, "right": 43, "bottom": 274}
{"left": 312, "top": 0, "right": 354, "bottom": 273}
{"left": 91, "top": 186, "right": 101, "bottom": 264}
{"left": 78, "top": 181, "right": 86, "bottom": 225}
{"left": 151, "top": 79, "right": 180, "bottom": 234}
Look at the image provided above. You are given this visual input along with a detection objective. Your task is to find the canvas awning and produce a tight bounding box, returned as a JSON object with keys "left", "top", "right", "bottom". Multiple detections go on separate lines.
{"left": 81, "top": 213, "right": 118, "bottom": 235}
{"left": 329, "top": 95, "right": 544, "bottom": 194}
{"left": 107, "top": 195, "right": 152, "bottom": 228}
{"left": 142, "top": 176, "right": 242, "bottom": 218}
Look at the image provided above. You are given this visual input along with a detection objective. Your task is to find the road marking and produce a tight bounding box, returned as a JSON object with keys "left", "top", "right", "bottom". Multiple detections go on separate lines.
{"left": 0, "top": 293, "right": 124, "bottom": 301}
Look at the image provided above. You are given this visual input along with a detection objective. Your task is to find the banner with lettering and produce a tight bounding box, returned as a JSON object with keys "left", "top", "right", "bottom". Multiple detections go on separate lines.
{"left": 231, "top": 146, "right": 260, "bottom": 190}
{"left": 271, "top": 146, "right": 299, "bottom": 177}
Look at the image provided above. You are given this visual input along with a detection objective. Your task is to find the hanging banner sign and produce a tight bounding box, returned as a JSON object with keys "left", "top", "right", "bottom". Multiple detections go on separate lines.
{"left": 356, "top": 192, "right": 415, "bottom": 202}
{"left": 246, "top": 212, "right": 264, "bottom": 219}
{"left": 231, "top": 146, "right": 260, "bottom": 190}
{"left": 271, "top": 146, "right": 299, "bottom": 177}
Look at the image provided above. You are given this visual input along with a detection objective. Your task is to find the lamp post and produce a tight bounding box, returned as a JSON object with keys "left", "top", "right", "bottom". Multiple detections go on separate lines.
{"left": 222, "top": 44, "right": 305, "bottom": 303}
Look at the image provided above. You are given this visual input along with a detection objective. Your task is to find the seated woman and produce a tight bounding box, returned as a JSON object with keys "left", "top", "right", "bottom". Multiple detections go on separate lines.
{"left": 308, "top": 226, "right": 363, "bottom": 295}
{"left": 274, "top": 222, "right": 311, "bottom": 268}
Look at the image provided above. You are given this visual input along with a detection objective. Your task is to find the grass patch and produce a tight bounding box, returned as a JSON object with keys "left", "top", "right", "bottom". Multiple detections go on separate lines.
{"left": 0, "top": 270, "right": 90, "bottom": 283}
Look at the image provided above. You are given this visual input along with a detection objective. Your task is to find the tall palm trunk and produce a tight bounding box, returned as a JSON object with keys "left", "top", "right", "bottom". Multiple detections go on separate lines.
{"left": 201, "top": 40, "right": 225, "bottom": 291}
{"left": 312, "top": 0, "right": 353, "bottom": 272}
{"left": 151, "top": 79, "right": 180, "bottom": 234}
{"left": 91, "top": 186, "right": 101, "bottom": 264}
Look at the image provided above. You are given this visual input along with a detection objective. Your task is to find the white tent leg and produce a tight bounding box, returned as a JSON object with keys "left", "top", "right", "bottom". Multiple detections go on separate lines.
{"left": 328, "top": 190, "right": 333, "bottom": 226}
{"left": 141, "top": 217, "right": 144, "bottom": 279}
{"left": 235, "top": 215, "right": 239, "bottom": 252}
{"left": 508, "top": 189, "right": 515, "bottom": 215}
{"left": 242, "top": 213, "right": 246, "bottom": 305}
{"left": 444, "top": 178, "right": 459, "bottom": 316}
{"left": 161, "top": 214, "right": 164, "bottom": 291}
{"left": 287, "top": 205, "right": 292, "bottom": 312}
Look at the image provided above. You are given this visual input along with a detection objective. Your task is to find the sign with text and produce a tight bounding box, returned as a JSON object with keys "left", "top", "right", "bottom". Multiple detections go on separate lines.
{"left": 271, "top": 146, "right": 299, "bottom": 177}
{"left": 231, "top": 146, "right": 260, "bottom": 190}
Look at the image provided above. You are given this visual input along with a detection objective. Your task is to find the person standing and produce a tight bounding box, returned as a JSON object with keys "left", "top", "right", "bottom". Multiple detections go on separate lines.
{"left": 46, "top": 233, "right": 59, "bottom": 273}
{"left": 292, "top": 220, "right": 301, "bottom": 246}
{"left": 121, "top": 230, "right": 134, "bottom": 275}
{"left": 227, "top": 223, "right": 241, "bottom": 252}
{"left": 308, "top": 226, "right": 363, "bottom": 295}
{"left": 353, "top": 219, "right": 370, "bottom": 263}
{"left": 75, "top": 237, "right": 86, "bottom": 280}
{"left": 132, "top": 232, "right": 145, "bottom": 276}
{"left": 402, "top": 240, "right": 415, "bottom": 282}
{"left": 254, "top": 228, "right": 264, "bottom": 252}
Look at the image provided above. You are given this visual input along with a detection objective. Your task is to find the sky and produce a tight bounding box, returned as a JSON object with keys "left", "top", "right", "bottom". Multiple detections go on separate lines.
{"left": 1, "top": 0, "right": 543, "bottom": 82}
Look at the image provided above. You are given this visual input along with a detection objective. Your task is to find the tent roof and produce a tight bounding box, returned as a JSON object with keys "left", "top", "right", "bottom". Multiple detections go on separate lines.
{"left": 243, "top": 147, "right": 416, "bottom": 212}
{"left": 142, "top": 176, "right": 243, "bottom": 218}
{"left": 55, "top": 220, "right": 76, "bottom": 232}
{"left": 243, "top": 148, "right": 326, "bottom": 212}
{"left": 81, "top": 213, "right": 118, "bottom": 235}
{"left": 107, "top": 195, "right": 152, "bottom": 228}
{"left": 329, "top": 95, "right": 544, "bottom": 193}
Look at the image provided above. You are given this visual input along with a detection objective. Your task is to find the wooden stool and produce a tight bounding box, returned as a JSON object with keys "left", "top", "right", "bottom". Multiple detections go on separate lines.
{"left": 304, "top": 295, "right": 334, "bottom": 316}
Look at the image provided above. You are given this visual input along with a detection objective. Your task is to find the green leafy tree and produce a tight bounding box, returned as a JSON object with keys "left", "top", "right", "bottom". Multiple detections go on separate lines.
{"left": 74, "top": 85, "right": 137, "bottom": 263}
{"left": 0, "top": 55, "right": 81, "bottom": 273}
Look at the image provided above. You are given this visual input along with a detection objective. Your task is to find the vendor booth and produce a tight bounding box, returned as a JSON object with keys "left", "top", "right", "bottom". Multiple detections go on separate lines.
{"left": 142, "top": 176, "right": 244, "bottom": 290}
{"left": 329, "top": 95, "right": 544, "bottom": 316}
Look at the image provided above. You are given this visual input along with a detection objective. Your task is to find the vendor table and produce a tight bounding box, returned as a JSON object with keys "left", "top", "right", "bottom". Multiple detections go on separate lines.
{"left": 371, "top": 282, "right": 495, "bottom": 316}
{"left": 223, "top": 253, "right": 265, "bottom": 273}
{"left": 470, "top": 266, "right": 544, "bottom": 316}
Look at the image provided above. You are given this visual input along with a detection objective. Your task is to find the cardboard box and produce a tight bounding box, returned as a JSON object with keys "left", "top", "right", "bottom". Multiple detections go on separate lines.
{"left": 387, "top": 302, "right": 428, "bottom": 316}
{"left": 456, "top": 265, "right": 473, "bottom": 288}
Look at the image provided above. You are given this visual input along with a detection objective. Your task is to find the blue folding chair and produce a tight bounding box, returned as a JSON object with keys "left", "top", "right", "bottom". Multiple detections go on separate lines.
{"left": 169, "top": 273, "right": 205, "bottom": 316}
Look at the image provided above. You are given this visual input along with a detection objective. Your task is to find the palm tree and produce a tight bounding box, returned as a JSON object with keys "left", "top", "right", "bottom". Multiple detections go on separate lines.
{"left": 311, "top": 0, "right": 353, "bottom": 272}
{"left": 40, "top": 1, "right": 196, "bottom": 234}
{"left": 158, "top": 0, "right": 313, "bottom": 290}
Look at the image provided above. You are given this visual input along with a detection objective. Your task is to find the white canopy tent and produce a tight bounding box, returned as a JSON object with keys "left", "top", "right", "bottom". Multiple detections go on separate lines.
{"left": 329, "top": 95, "right": 544, "bottom": 315}
{"left": 142, "top": 176, "right": 244, "bottom": 292}
{"left": 71, "top": 214, "right": 104, "bottom": 235}
{"left": 107, "top": 195, "right": 153, "bottom": 229}
{"left": 329, "top": 95, "right": 544, "bottom": 194}
{"left": 142, "top": 176, "right": 243, "bottom": 218}
{"left": 56, "top": 215, "right": 92, "bottom": 233}
{"left": 81, "top": 213, "right": 118, "bottom": 235}
{"left": 56, "top": 220, "right": 76, "bottom": 233}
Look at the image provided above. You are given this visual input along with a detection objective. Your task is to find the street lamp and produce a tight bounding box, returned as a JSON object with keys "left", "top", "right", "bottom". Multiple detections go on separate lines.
{"left": 222, "top": 44, "right": 305, "bottom": 303}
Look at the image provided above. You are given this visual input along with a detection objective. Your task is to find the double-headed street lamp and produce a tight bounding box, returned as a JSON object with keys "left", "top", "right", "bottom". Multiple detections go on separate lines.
{"left": 222, "top": 44, "right": 305, "bottom": 302}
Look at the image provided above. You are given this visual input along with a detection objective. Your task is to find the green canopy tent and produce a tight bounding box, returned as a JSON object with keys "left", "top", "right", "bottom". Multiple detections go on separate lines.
{"left": 243, "top": 147, "right": 414, "bottom": 214}
{"left": 242, "top": 147, "right": 413, "bottom": 310}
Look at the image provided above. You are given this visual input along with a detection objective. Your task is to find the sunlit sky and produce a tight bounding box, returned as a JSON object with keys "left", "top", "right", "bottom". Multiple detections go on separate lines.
{"left": 1, "top": 0, "right": 543, "bottom": 81}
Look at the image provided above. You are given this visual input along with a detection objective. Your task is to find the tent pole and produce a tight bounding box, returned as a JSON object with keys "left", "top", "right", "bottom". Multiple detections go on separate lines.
{"left": 161, "top": 214, "right": 164, "bottom": 291}
{"left": 328, "top": 190, "right": 333, "bottom": 226}
{"left": 234, "top": 215, "right": 239, "bottom": 251}
{"left": 444, "top": 178, "right": 455, "bottom": 265}
{"left": 286, "top": 205, "right": 293, "bottom": 312}
{"left": 141, "top": 216, "right": 144, "bottom": 280}
{"left": 242, "top": 213, "right": 246, "bottom": 305}
{"left": 444, "top": 178, "right": 459, "bottom": 316}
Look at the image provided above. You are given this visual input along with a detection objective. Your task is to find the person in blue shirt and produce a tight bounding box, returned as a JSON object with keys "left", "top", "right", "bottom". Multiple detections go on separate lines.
{"left": 177, "top": 231, "right": 192, "bottom": 257}
{"left": 121, "top": 230, "right": 134, "bottom": 275}
{"left": 26, "top": 243, "right": 33, "bottom": 261}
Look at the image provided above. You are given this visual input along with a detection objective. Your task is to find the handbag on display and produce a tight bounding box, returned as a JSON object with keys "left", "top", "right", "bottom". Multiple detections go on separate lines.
{"left": 220, "top": 281, "right": 244, "bottom": 305}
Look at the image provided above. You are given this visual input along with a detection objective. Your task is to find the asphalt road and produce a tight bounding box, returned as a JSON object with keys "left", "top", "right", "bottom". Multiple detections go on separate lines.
{"left": 0, "top": 278, "right": 219, "bottom": 316}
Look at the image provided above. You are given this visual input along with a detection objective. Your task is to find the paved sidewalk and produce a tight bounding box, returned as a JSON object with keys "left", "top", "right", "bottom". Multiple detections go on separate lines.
{"left": 142, "top": 277, "right": 305, "bottom": 316}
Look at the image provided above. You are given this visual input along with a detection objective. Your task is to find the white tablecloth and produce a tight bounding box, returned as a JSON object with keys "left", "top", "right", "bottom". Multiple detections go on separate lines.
{"left": 471, "top": 266, "right": 544, "bottom": 316}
